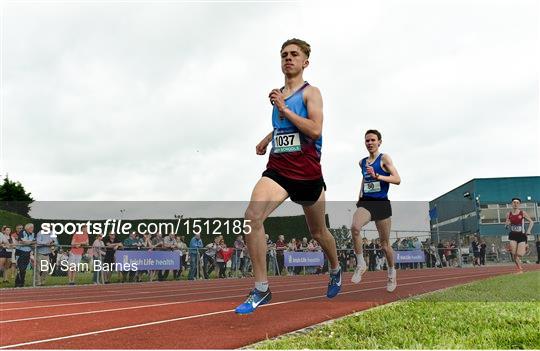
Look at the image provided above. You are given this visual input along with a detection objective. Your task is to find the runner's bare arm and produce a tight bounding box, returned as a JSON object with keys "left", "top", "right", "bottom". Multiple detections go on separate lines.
{"left": 358, "top": 161, "right": 364, "bottom": 200}
{"left": 256, "top": 131, "right": 273, "bottom": 155}
{"left": 269, "top": 86, "right": 323, "bottom": 140}
{"left": 378, "top": 154, "right": 401, "bottom": 185}
{"left": 523, "top": 211, "right": 534, "bottom": 234}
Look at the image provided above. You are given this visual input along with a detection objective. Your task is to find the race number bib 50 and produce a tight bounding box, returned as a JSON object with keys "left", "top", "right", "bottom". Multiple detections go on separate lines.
{"left": 364, "top": 181, "right": 381, "bottom": 193}
{"left": 274, "top": 132, "right": 301, "bottom": 153}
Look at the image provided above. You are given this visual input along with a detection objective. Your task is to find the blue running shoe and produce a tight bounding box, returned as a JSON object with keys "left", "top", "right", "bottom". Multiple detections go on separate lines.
{"left": 327, "top": 268, "right": 342, "bottom": 298}
{"left": 235, "top": 288, "right": 272, "bottom": 314}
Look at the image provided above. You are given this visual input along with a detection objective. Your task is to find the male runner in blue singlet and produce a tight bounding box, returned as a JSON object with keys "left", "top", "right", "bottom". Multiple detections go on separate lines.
{"left": 350, "top": 130, "right": 401, "bottom": 292}
{"left": 234, "top": 39, "right": 342, "bottom": 314}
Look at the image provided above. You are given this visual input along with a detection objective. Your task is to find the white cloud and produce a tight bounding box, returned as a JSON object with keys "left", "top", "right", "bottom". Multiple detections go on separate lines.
{"left": 1, "top": 0, "right": 538, "bottom": 229}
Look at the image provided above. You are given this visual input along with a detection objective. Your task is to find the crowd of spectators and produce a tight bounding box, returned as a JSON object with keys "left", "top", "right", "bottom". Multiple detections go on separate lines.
{"left": 1, "top": 222, "right": 539, "bottom": 287}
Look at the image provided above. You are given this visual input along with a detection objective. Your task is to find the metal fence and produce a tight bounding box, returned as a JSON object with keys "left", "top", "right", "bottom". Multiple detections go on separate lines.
{"left": 0, "top": 233, "right": 538, "bottom": 288}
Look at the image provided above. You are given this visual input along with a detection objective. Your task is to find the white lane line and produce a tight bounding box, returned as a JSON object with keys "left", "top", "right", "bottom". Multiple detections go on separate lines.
{"left": 0, "top": 275, "right": 327, "bottom": 306}
{"left": 0, "top": 276, "right": 332, "bottom": 312}
{"left": 0, "top": 281, "right": 254, "bottom": 304}
{"left": 0, "top": 272, "right": 336, "bottom": 305}
{"left": 2, "top": 272, "right": 426, "bottom": 323}
{"left": 0, "top": 270, "right": 509, "bottom": 349}
{"left": 1, "top": 266, "right": 496, "bottom": 303}
{"left": 0, "top": 278, "right": 337, "bottom": 321}
{"left": 0, "top": 309, "right": 236, "bottom": 350}
{"left": 0, "top": 269, "right": 479, "bottom": 312}
{"left": 0, "top": 271, "right": 328, "bottom": 299}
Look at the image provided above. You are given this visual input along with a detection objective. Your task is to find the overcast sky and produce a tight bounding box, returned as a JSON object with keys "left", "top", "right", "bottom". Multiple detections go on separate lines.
{"left": 1, "top": 0, "right": 538, "bottom": 228}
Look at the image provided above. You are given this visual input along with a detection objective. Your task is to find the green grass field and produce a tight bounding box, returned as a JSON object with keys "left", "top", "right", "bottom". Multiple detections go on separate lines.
{"left": 0, "top": 209, "right": 30, "bottom": 228}
{"left": 255, "top": 271, "right": 540, "bottom": 350}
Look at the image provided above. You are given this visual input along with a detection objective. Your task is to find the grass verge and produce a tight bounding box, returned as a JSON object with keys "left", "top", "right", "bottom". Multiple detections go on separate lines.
{"left": 255, "top": 271, "right": 540, "bottom": 349}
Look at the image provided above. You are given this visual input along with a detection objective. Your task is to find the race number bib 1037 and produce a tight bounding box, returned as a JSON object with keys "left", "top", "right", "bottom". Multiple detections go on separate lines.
{"left": 364, "top": 181, "right": 381, "bottom": 193}
{"left": 274, "top": 132, "right": 301, "bottom": 153}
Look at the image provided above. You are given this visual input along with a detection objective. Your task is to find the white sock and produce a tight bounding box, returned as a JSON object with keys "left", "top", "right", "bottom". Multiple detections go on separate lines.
{"left": 388, "top": 267, "right": 396, "bottom": 275}
{"left": 356, "top": 254, "right": 366, "bottom": 266}
{"left": 255, "top": 281, "right": 269, "bottom": 292}
{"left": 329, "top": 266, "right": 340, "bottom": 275}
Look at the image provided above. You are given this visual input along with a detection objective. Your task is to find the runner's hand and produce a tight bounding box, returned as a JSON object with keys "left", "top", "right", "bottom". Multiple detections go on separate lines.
{"left": 269, "top": 89, "right": 286, "bottom": 112}
{"left": 256, "top": 137, "right": 270, "bottom": 155}
{"left": 366, "top": 165, "right": 376, "bottom": 178}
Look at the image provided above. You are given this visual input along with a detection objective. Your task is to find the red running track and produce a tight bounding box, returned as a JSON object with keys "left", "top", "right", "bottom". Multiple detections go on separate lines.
{"left": 0, "top": 265, "right": 536, "bottom": 349}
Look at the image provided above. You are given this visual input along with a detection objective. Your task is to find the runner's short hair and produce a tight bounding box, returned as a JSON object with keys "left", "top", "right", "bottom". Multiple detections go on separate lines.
{"left": 511, "top": 197, "right": 521, "bottom": 203}
{"left": 365, "top": 129, "right": 382, "bottom": 140}
{"left": 281, "top": 38, "right": 311, "bottom": 58}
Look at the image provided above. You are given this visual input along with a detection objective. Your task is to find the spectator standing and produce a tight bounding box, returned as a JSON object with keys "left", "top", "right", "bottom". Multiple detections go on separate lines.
{"left": 151, "top": 232, "right": 165, "bottom": 280}
{"left": 413, "top": 237, "right": 422, "bottom": 269}
{"left": 373, "top": 239, "right": 382, "bottom": 270}
{"left": 92, "top": 235, "right": 105, "bottom": 284}
{"left": 232, "top": 235, "right": 246, "bottom": 276}
{"left": 446, "top": 241, "right": 455, "bottom": 267}
{"left": 306, "top": 239, "right": 317, "bottom": 274}
{"left": 437, "top": 242, "right": 445, "bottom": 267}
{"left": 140, "top": 233, "right": 154, "bottom": 281}
{"left": 536, "top": 238, "right": 540, "bottom": 264}
{"left": 103, "top": 233, "right": 123, "bottom": 284}
{"left": 300, "top": 237, "right": 308, "bottom": 251}
{"left": 7, "top": 227, "right": 20, "bottom": 281}
{"left": 151, "top": 232, "right": 164, "bottom": 251}
{"left": 56, "top": 250, "right": 69, "bottom": 275}
{"left": 177, "top": 236, "right": 188, "bottom": 278}
{"left": 471, "top": 237, "right": 480, "bottom": 266}
{"left": 0, "top": 226, "right": 12, "bottom": 282}
{"left": 428, "top": 241, "right": 438, "bottom": 268}
{"left": 242, "top": 244, "right": 252, "bottom": 277}
{"left": 338, "top": 246, "right": 348, "bottom": 273}
{"left": 489, "top": 243, "right": 499, "bottom": 263}
{"left": 215, "top": 237, "right": 227, "bottom": 278}
{"left": 122, "top": 232, "right": 142, "bottom": 282}
{"left": 266, "top": 235, "right": 277, "bottom": 275}
{"left": 188, "top": 233, "right": 203, "bottom": 280}
{"left": 347, "top": 243, "right": 356, "bottom": 272}
{"left": 287, "top": 238, "right": 297, "bottom": 275}
{"left": 367, "top": 240, "right": 377, "bottom": 271}
{"left": 406, "top": 237, "right": 415, "bottom": 269}
{"left": 15, "top": 223, "right": 35, "bottom": 287}
{"left": 203, "top": 236, "right": 220, "bottom": 279}
{"left": 479, "top": 240, "right": 487, "bottom": 266}
{"left": 405, "top": 238, "right": 413, "bottom": 268}
{"left": 68, "top": 225, "right": 89, "bottom": 285}
{"left": 294, "top": 238, "right": 304, "bottom": 275}
{"left": 35, "top": 228, "right": 58, "bottom": 286}
{"left": 275, "top": 235, "right": 287, "bottom": 275}
{"left": 161, "top": 232, "right": 178, "bottom": 281}
{"left": 448, "top": 241, "right": 458, "bottom": 267}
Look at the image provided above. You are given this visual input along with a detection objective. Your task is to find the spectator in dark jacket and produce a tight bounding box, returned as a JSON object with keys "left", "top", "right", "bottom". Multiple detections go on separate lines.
{"left": 15, "top": 224, "right": 35, "bottom": 287}
{"left": 188, "top": 233, "right": 203, "bottom": 280}
{"left": 275, "top": 235, "right": 287, "bottom": 275}
{"left": 368, "top": 240, "right": 377, "bottom": 271}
